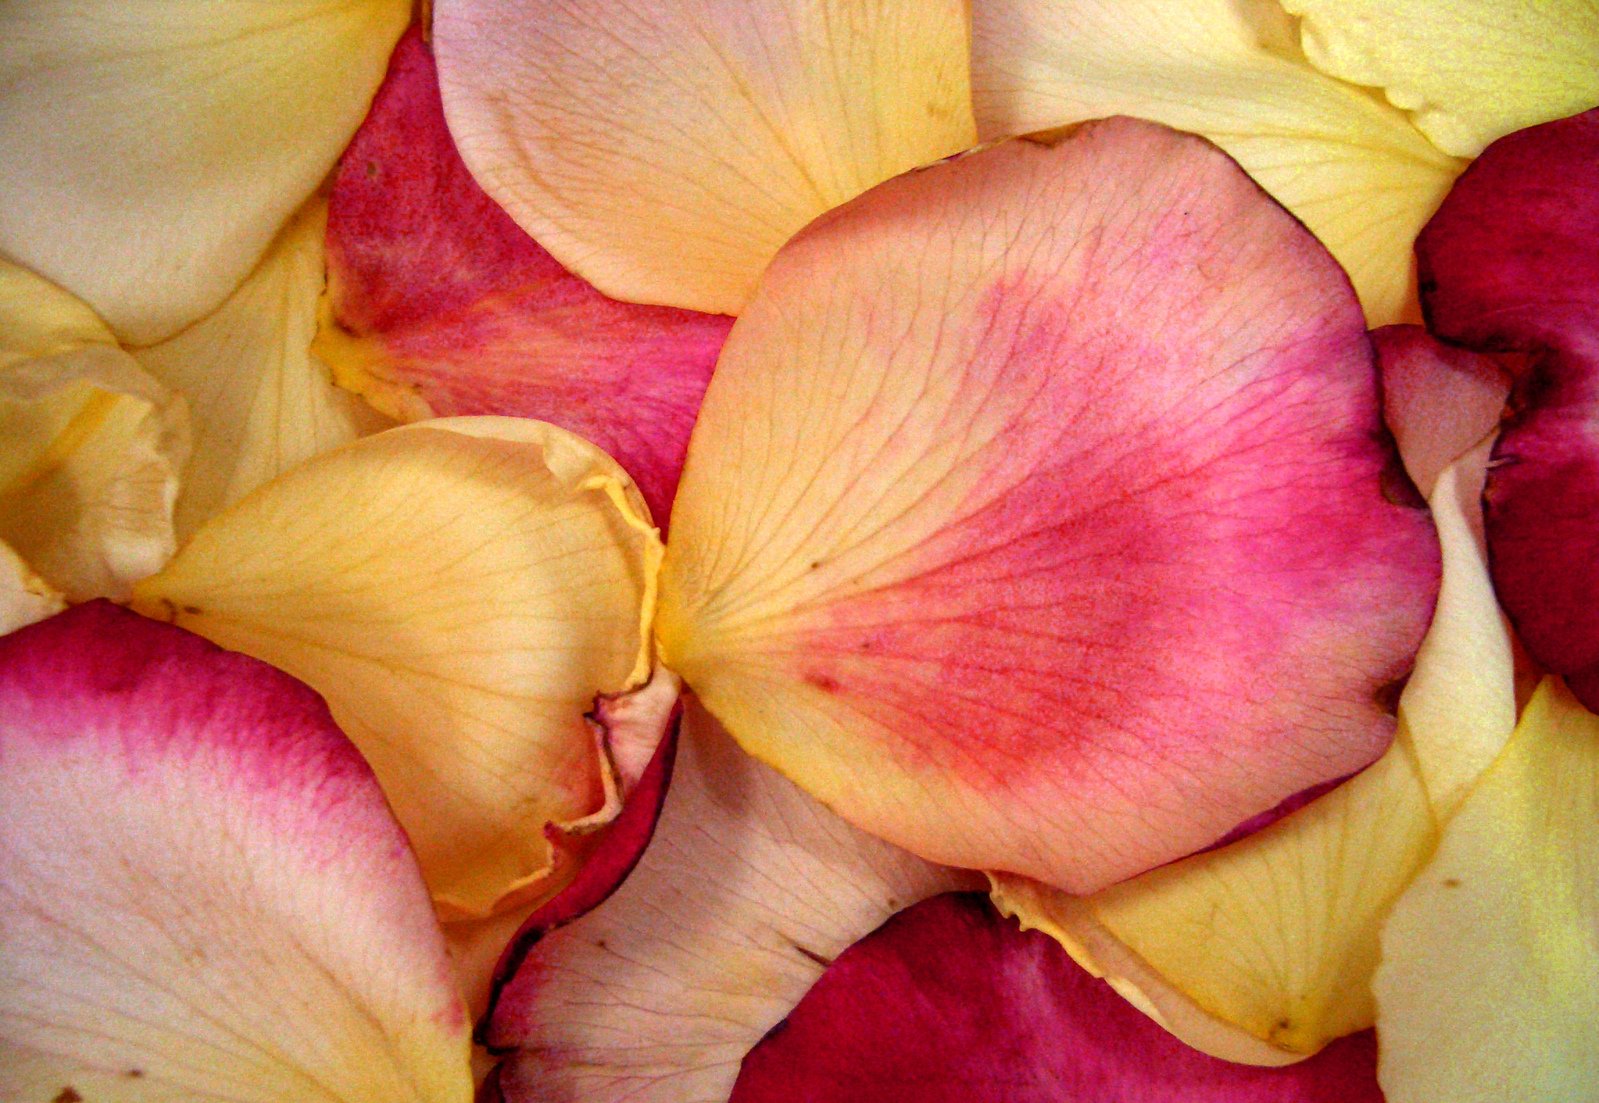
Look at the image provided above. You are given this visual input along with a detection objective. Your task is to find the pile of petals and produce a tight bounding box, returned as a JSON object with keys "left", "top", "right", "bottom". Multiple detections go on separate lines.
{"left": 2, "top": 2, "right": 1597, "bottom": 1102}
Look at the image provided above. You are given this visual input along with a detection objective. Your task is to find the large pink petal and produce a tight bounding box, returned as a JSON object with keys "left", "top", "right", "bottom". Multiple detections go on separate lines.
{"left": 0, "top": 602, "right": 473, "bottom": 1101}
{"left": 731, "top": 893, "right": 1384, "bottom": 1102}
{"left": 319, "top": 29, "right": 730, "bottom": 520}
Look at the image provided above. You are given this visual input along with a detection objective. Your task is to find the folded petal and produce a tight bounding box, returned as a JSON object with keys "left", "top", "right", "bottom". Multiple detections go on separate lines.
{"left": 658, "top": 120, "right": 1440, "bottom": 894}
{"left": 970, "top": 0, "right": 1465, "bottom": 325}
{"left": 431, "top": 0, "right": 976, "bottom": 315}
{"left": 1282, "top": 0, "right": 1599, "bottom": 158}
{"left": 732, "top": 893, "right": 1384, "bottom": 1102}
{"left": 134, "top": 199, "right": 391, "bottom": 542}
{"left": 992, "top": 441, "right": 1514, "bottom": 1057}
{"left": 0, "top": 602, "right": 473, "bottom": 1103}
{"left": 1376, "top": 677, "right": 1599, "bottom": 1102}
{"left": 0, "top": 540, "right": 65, "bottom": 636}
{"left": 132, "top": 417, "right": 665, "bottom": 920}
{"left": 485, "top": 705, "right": 980, "bottom": 1103}
{"left": 318, "top": 29, "right": 727, "bottom": 521}
{"left": 1, "top": 263, "right": 188, "bottom": 601}
{"left": 0, "top": 0, "right": 411, "bottom": 343}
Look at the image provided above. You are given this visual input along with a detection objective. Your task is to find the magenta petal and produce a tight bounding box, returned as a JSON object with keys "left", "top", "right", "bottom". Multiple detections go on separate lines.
{"left": 732, "top": 894, "right": 1383, "bottom": 1103}
{"left": 320, "top": 29, "right": 732, "bottom": 520}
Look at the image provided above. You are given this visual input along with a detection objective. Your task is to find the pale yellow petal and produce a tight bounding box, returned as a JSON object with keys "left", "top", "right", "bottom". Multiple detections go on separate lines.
{"left": 0, "top": 539, "right": 65, "bottom": 636}
{"left": 132, "top": 417, "right": 662, "bottom": 920}
{"left": 433, "top": 0, "right": 975, "bottom": 314}
{"left": 1376, "top": 677, "right": 1599, "bottom": 1101}
{"left": 970, "top": 0, "right": 1465, "bottom": 324}
{"left": 1284, "top": 0, "right": 1599, "bottom": 157}
{"left": 0, "top": 0, "right": 411, "bottom": 343}
{"left": 133, "top": 200, "right": 391, "bottom": 541}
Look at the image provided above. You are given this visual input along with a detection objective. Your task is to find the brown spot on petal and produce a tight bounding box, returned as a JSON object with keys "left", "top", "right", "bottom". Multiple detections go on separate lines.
{"left": 54, "top": 1089, "right": 82, "bottom": 1103}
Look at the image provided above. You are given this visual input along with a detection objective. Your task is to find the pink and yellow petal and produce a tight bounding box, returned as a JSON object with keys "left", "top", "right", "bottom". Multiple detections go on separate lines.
{"left": 970, "top": 0, "right": 1465, "bottom": 325}
{"left": 658, "top": 120, "right": 1439, "bottom": 894}
{"left": 0, "top": 0, "right": 411, "bottom": 344}
{"left": 132, "top": 417, "right": 665, "bottom": 920}
{"left": 1282, "top": 0, "right": 1599, "bottom": 158}
{"left": 0, "top": 602, "right": 473, "bottom": 1103}
{"left": 1376, "top": 678, "right": 1599, "bottom": 1102}
{"left": 431, "top": 0, "right": 975, "bottom": 315}
{"left": 485, "top": 705, "right": 980, "bottom": 1103}
{"left": 318, "top": 29, "right": 726, "bottom": 520}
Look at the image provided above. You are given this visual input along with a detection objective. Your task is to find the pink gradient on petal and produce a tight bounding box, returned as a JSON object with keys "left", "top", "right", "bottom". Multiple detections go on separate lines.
{"left": 731, "top": 894, "right": 1384, "bottom": 1103}
{"left": 323, "top": 29, "right": 730, "bottom": 520}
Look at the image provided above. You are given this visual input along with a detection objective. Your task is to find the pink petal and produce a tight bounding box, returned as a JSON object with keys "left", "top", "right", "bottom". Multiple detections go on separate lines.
{"left": 732, "top": 893, "right": 1384, "bottom": 1102}
{"left": 319, "top": 29, "right": 730, "bottom": 520}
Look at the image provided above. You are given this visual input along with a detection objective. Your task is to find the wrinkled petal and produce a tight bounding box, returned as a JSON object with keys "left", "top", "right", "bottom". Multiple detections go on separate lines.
{"left": 1415, "top": 109, "right": 1599, "bottom": 708}
{"left": 1376, "top": 677, "right": 1599, "bottom": 1102}
{"left": 970, "top": 0, "right": 1464, "bottom": 325}
{"left": 1282, "top": 0, "right": 1599, "bottom": 158}
{"left": 0, "top": 539, "right": 64, "bottom": 636}
{"left": 484, "top": 705, "right": 980, "bottom": 1103}
{"left": 657, "top": 120, "right": 1440, "bottom": 894}
{"left": 0, "top": 602, "right": 473, "bottom": 1103}
{"left": 0, "top": 0, "right": 411, "bottom": 343}
{"left": 132, "top": 417, "right": 666, "bottom": 920}
{"left": 318, "top": 30, "right": 726, "bottom": 521}
{"left": 135, "top": 199, "right": 391, "bottom": 542}
{"left": 432, "top": 0, "right": 975, "bottom": 315}
{"left": 991, "top": 440, "right": 1514, "bottom": 1058}
{"left": 1, "top": 263, "right": 188, "bottom": 601}
{"left": 732, "top": 893, "right": 1384, "bottom": 1102}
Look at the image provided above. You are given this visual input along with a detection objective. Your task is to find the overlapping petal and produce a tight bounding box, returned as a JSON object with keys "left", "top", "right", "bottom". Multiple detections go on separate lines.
{"left": 657, "top": 120, "right": 1440, "bottom": 894}
{"left": 132, "top": 417, "right": 666, "bottom": 920}
{"left": 0, "top": 0, "right": 411, "bottom": 343}
{"left": 970, "top": 0, "right": 1464, "bottom": 325}
{"left": 432, "top": 0, "right": 976, "bottom": 315}
{"left": 0, "top": 602, "right": 473, "bottom": 1103}
{"left": 0, "top": 540, "right": 64, "bottom": 636}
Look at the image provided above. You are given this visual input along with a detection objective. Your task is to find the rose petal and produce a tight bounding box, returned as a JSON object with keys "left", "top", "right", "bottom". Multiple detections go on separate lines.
{"left": 318, "top": 29, "right": 727, "bottom": 521}
{"left": 431, "top": 0, "right": 976, "bottom": 315}
{"left": 0, "top": 539, "right": 64, "bottom": 636}
{"left": 0, "top": 602, "right": 473, "bottom": 1102}
{"left": 132, "top": 417, "right": 665, "bottom": 920}
{"left": 0, "top": 0, "right": 411, "bottom": 342}
{"left": 731, "top": 893, "right": 1384, "bottom": 1102}
{"left": 658, "top": 120, "right": 1441, "bottom": 894}
{"left": 1, "top": 262, "right": 189, "bottom": 601}
{"left": 1375, "top": 677, "right": 1599, "bottom": 1102}
{"left": 1281, "top": 0, "right": 1599, "bottom": 158}
{"left": 133, "top": 199, "right": 391, "bottom": 541}
{"left": 970, "top": 0, "right": 1464, "bottom": 325}
{"left": 484, "top": 704, "right": 980, "bottom": 1103}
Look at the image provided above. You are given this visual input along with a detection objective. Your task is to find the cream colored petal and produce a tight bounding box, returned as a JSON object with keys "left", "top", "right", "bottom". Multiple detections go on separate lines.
{"left": 432, "top": 0, "right": 975, "bottom": 314}
{"left": 992, "top": 443, "right": 1516, "bottom": 1059}
{"left": 1376, "top": 677, "right": 1599, "bottom": 1101}
{"left": 134, "top": 200, "right": 391, "bottom": 542}
{"left": 132, "top": 417, "right": 662, "bottom": 921}
{"left": 0, "top": 540, "right": 65, "bottom": 636}
{"left": 0, "top": 0, "right": 412, "bottom": 343}
{"left": 1, "top": 263, "right": 189, "bottom": 600}
{"left": 1284, "top": 0, "right": 1599, "bottom": 158}
{"left": 970, "top": 0, "right": 1465, "bottom": 325}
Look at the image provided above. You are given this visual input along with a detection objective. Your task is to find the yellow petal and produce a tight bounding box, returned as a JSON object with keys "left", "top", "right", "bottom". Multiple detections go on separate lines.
{"left": 132, "top": 417, "right": 662, "bottom": 920}
{"left": 1283, "top": 0, "right": 1599, "bottom": 158}
{"left": 432, "top": 0, "right": 975, "bottom": 314}
{"left": 1376, "top": 677, "right": 1599, "bottom": 1101}
{"left": 970, "top": 0, "right": 1465, "bottom": 325}
{"left": 1, "top": 263, "right": 189, "bottom": 601}
{"left": 133, "top": 200, "right": 391, "bottom": 541}
{"left": 0, "top": 0, "right": 411, "bottom": 343}
{"left": 993, "top": 443, "right": 1517, "bottom": 1058}
{"left": 0, "top": 539, "right": 65, "bottom": 637}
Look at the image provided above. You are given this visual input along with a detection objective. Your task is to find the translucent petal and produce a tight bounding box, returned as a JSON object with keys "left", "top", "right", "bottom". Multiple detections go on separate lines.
{"left": 133, "top": 417, "right": 663, "bottom": 920}
{"left": 0, "top": 539, "right": 64, "bottom": 637}
{"left": 0, "top": 602, "right": 473, "bottom": 1103}
{"left": 970, "top": 0, "right": 1465, "bottom": 325}
{"left": 432, "top": 0, "right": 975, "bottom": 314}
{"left": 0, "top": 0, "right": 411, "bottom": 342}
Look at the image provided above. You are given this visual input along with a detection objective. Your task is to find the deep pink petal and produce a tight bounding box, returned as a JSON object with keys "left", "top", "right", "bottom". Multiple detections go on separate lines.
{"left": 732, "top": 893, "right": 1384, "bottom": 1103}
{"left": 319, "top": 29, "right": 731, "bottom": 520}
